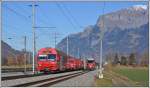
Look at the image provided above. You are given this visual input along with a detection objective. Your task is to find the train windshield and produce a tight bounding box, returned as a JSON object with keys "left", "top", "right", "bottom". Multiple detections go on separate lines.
{"left": 87, "top": 60, "right": 94, "bottom": 63}
{"left": 48, "top": 54, "right": 56, "bottom": 61}
{"left": 38, "top": 55, "right": 47, "bottom": 60}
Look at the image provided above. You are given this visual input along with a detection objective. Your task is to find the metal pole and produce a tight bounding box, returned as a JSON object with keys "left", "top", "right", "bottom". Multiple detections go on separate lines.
{"left": 54, "top": 32, "right": 56, "bottom": 48}
{"left": 98, "top": 33, "right": 104, "bottom": 79}
{"left": 98, "top": 2, "right": 105, "bottom": 79}
{"left": 24, "top": 36, "right": 27, "bottom": 73}
{"left": 32, "top": 2, "right": 35, "bottom": 74}
{"left": 78, "top": 48, "right": 80, "bottom": 59}
{"left": 28, "top": 52, "right": 30, "bottom": 64}
{"left": 83, "top": 56, "right": 86, "bottom": 70}
{"left": 88, "top": 32, "right": 90, "bottom": 57}
{"left": 100, "top": 40, "right": 102, "bottom": 69}
{"left": 0, "top": 1, "right": 2, "bottom": 78}
{"left": 67, "top": 36, "right": 69, "bottom": 56}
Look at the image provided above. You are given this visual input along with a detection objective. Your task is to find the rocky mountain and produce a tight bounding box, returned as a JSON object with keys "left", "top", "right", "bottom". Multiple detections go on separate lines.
{"left": 56, "top": 5, "right": 149, "bottom": 62}
{"left": 2, "top": 41, "right": 20, "bottom": 65}
{"left": 2, "top": 41, "right": 32, "bottom": 65}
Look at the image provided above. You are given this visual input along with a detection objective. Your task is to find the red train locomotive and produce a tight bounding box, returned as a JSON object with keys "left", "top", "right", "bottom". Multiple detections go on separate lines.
{"left": 86, "top": 58, "right": 96, "bottom": 70}
{"left": 36, "top": 48, "right": 67, "bottom": 73}
{"left": 36, "top": 47, "right": 84, "bottom": 73}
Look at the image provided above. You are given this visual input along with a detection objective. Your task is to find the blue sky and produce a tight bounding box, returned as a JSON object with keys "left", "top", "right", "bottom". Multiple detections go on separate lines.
{"left": 2, "top": 1, "right": 148, "bottom": 52}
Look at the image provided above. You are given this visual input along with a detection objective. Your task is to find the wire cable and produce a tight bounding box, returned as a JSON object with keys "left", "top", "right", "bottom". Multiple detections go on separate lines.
{"left": 4, "top": 5, "right": 30, "bottom": 21}
{"left": 61, "top": 3, "right": 82, "bottom": 28}
{"left": 56, "top": 2, "right": 76, "bottom": 30}
{"left": 37, "top": 5, "right": 56, "bottom": 27}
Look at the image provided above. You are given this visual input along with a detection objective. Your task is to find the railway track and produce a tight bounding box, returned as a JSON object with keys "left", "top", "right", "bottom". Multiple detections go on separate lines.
{"left": 2, "top": 68, "right": 32, "bottom": 73}
{"left": 37, "top": 71, "right": 88, "bottom": 87}
{"left": 2, "top": 72, "right": 45, "bottom": 81}
{"left": 2, "top": 70, "right": 82, "bottom": 81}
{"left": 2, "top": 71, "right": 89, "bottom": 87}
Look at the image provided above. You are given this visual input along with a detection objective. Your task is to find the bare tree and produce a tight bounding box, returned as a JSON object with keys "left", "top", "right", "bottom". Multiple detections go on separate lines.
{"left": 113, "top": 53, "right": 120, "bottom": 65}
{"left": 120, "top": 56, "right": 127, "bottom": 65}
{"left": 128, "top": 53, "right": 136, "bottom": 66}
{"left": 7, "top": 55, "right": 15, "bottom": 66}
{"left": 140, "top": 50, "right": 148, "bottom": 67}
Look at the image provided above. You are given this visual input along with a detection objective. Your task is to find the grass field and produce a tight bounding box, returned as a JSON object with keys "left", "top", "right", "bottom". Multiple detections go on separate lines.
{"left": 95, "top": 78, "right": 113, "bottom": 87}
{"left": 95, "top": 71, "right": 113, "bottom": 87}
{"left": 113, "top": 66, "right": 149, "bottom": 86}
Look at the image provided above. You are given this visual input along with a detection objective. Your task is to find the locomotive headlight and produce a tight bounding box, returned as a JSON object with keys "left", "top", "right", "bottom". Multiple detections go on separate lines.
{"left": 38, "top": 64, "right": 42, "bottom": 66}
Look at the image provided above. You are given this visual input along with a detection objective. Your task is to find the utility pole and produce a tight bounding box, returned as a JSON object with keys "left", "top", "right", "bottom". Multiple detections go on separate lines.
{"left": 31, "top": 2, "right": 36, "bottom": 74}
{"left": 83, "top": 56, "right": 86, "bottom": 70}
{"left": 98, "top": 38, "right": 103, "bottom": 79}
{"left": 67, "top": 36, "right": 69, "bottom": 56}
{"left": 54, "top": 32, "right": 56, "bottom": 48}
{"left": 24, "top": 36, "right": 27, "bottom": 73}
{"left": 28, "top": 51, "right": 30, "bottom": 64}
{"left": 88, "top": 30, "right": 91, "bottom": 58}
{"left": 78, "top": 48, "right": 80, "bottom": 59}
{"left": 33, "top": 27, "right": 56, "bottom": 48}
{"left": 53, "top": 32, "right": 62, "bottom": 48}
{"left": 0, "top": 1, "right": 2, "bottom": 76}
{"left": 98, "top": 2, "right": 105, "bottom": 79}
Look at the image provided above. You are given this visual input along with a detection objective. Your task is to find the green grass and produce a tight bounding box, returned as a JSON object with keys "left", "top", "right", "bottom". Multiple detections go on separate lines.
{"left": 95, "top": 73, "right": 113, "bottom": 87}
{"left": 113, "top": 66, "right": 149, "bottom": 86}
{"left": 95, "top": 78, "right": 113, "bottom": 87}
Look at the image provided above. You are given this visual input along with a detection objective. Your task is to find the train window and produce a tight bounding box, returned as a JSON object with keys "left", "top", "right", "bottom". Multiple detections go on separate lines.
{"left": 38, "top": 55, "right": 47, "bottom": 60}
{"left": 48, "top": 54, "right": 56, "bottom": 61}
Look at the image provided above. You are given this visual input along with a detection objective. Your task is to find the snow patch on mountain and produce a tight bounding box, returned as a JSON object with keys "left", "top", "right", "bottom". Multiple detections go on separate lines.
{"left": 132, "top": 5, "right": 147, "bottom": 10}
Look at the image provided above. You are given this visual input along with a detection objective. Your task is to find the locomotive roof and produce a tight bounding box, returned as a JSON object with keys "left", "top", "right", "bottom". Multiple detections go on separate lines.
{"left": 38, "top": 48, "right": 56, "bottom": 54}
{"left": 39, "top": 55, "right": 47, "bottom": 56}
{"left": 38, "top": 47, "right": 80, "bottom": 60}
{"left": 38, "top": 47, "right": 69, "bottom": 57}
{"left": 87, "top": 58, "right": 95, "bottom": 61}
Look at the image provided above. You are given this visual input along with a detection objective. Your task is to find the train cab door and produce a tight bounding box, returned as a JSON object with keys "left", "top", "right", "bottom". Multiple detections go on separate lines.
{"left": 59, "top": 56, "right": 64, "bottom": 71}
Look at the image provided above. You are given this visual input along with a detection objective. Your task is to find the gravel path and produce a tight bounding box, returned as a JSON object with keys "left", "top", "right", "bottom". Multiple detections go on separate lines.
{"left": 2, "top": 70, "right": 82, "bottom": 87}
{"left": 51, "top": 70, "right": 97, "bottom": 87}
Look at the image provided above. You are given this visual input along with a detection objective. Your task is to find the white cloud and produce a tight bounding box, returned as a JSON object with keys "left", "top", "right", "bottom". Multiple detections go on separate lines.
{"left": 133, "top": 5, "right": 148, "bottom": 10}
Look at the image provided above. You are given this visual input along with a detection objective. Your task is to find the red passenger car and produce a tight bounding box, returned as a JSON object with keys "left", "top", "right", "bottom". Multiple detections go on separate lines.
{"left": 74, "top": 59, "right": 83, "bottom": 70}
{"left": 65, "top": 58, "right": 76, "bottom": 70}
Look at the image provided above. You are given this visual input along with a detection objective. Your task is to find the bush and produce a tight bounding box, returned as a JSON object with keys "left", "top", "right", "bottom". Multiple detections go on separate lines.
{"left": 113, "top": 53, "right": 120, "bottom": 65}
{"left": 128, "top": 53, "right": 136, "bottom": 65}
{"left": 120, "top": 56, "right": 127, "bottom": 65}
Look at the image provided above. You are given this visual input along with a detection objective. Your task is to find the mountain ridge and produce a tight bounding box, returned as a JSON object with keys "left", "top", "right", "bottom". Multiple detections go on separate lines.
{"left": 57, "top": 6, "right": 149, "bottom": 62}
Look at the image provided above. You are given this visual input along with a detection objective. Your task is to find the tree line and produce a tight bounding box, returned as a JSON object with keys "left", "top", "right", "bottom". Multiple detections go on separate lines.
{"left": 2, "top": 52, "right": 32, "bottom": 66}
{"left": 106, "top": 50, "right": 148, "bottom": 67}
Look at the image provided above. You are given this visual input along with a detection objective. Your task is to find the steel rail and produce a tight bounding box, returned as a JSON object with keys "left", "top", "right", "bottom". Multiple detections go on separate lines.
{"left": 11, "top": 71, "right": 88, "bottom": 87}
